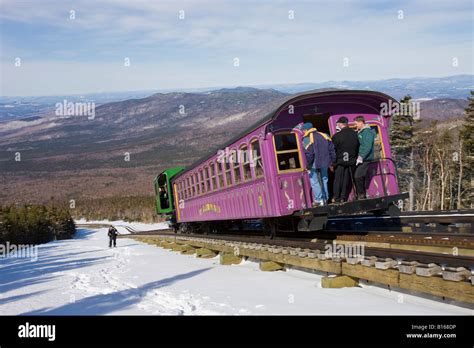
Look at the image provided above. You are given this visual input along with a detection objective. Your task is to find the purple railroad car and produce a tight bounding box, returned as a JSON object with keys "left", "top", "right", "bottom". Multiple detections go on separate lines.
{"left": 170, "top": 90, "right": 407, "bottom": 234}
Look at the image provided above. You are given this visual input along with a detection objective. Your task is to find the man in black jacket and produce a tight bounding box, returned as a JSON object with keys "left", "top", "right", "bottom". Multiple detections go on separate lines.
{"left": 108, "top": 226, "right": 119, "bottom": 248}
{"left": 331, "top": 117, "right": 359, "bottom": 203}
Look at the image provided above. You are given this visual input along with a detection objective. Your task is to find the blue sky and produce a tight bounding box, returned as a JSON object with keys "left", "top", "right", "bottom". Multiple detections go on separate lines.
{"left": 1, "top": 0, "right": 472, "bottom": 96}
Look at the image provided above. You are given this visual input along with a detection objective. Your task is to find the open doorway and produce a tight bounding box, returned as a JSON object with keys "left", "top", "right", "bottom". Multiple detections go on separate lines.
{"left": 157, "top": 173, "right": 170, "bottom": 210}
{"left": 302, "top": 112, "right": 334, "bottom": 203}
{"left": 303, "top": 113, "right": 331, "bottom": 135}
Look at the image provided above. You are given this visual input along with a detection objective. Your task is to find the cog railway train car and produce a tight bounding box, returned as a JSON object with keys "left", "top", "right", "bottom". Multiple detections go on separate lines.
{"left": 154, "top": 90, "right": 408, "bottom": 237}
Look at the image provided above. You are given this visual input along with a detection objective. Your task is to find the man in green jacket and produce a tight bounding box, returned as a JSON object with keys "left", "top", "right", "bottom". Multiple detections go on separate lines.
{"left": 354, "top": 116, "right": 375, "bottom": 199}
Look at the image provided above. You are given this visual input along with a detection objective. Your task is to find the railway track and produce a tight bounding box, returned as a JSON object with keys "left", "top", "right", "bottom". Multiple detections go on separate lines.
{"left": 77, "top": 210, "right": 474, "bottom": 270}
{"left": 122, "top": 230, "right": 474, "bottom": 269}
{"left": 326, "top": 209, "right": 474, "bottom": 234}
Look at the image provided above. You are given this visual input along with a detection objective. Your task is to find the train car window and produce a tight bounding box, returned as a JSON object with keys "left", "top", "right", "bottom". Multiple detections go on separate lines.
{"left": 186, "top": 177, "right": 190, "bottom": 198}
{"left": 188, "top": 176, "right": 191, "bottom": 197}
{"left": 275, "top": 133, "right": 298, "bottom": 151}
{"left": 224, "top": 158, "right": 231, "bottom": 186}
{"left": 198, "top": 171, "right": 202, "bottom": 195}
{"left": 274, "top": 132, "right": 302, "bottom": 172}
{"left": 184, "top": 177, "right": 188, "bottom": 198}
{"left": 204, "top": 166, "right": 211, "bottom": 192}
{"left": 216, "top": 161, "right": 223, "bottom": 189}
{"left": 251, "top": 139, "right": 264, "bottom": 178}
{"left": 194, "top": 172, "right": 199, "bottom": 196}
{"left": 188, "top": 176, "right": 192, "bottom": 197}
{"left": 209, "top": 162, "right": 216, "bottom": 191}
{"left": 208, "top": 166, "right": 213, "bottom": 191}
{"left": 230, "top": 150, "right": 241, "bottom": 185}
{"left": 369, "top": 125, "right": 383, "bottom": 160}
{"left": 198, "top": 169, "right": 205, "bottom": 194}
{"left": 158, "top": 174, "right": 170, "bottom": 210}
{"left": 240, "top": 144, "right": 252, "bottom": 181}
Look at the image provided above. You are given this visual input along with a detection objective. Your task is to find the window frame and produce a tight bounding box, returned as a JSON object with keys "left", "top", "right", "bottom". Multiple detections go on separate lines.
{"left": 217, "top": 160, "right": 224, "bottom": 189}
{"left": 209, "top": 162, "right": 217, "bottom": 191}
{"left": 273, "top": 131, "right": 304, "bottom": 174}
{"left": 240, "top": 143, "right": 252, "bottom": 181}
{"left": 250, "top": 138, "right": 264, "bottom": 178}
{"left": 198, "top": 169, "right": 204, "bottom": 194}
{"left": 204, "top": 166, "right": 211, "bottom": 193}
{"left": 194, "top": 172, "right": 199, "bottom": 196}
{"left": 229, "top": 149, "right": 241, "bottom": 185}
{"left": 186, "top": 177, "right": 190, "bottom": 199}
{"left": 224, "top": 157, "right": 231, "bottom": 187}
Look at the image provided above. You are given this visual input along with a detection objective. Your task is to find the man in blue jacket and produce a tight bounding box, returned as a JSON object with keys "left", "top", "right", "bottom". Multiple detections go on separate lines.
{"left": 303, "top": 123, "right": 336, "bottom": 206}
{"left": 354, "top": 116, "right": 376, "bottom": 199}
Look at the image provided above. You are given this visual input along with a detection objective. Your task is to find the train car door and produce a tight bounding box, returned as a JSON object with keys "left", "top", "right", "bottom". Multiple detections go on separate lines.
{"left": 272, "top": 131, "right": 309, "bottom": 214}
{"left": 365, "top": 122, "right": 399, "bottom": 198}
{"left": 156, "top": 172, "right": 171, "bottom": 213}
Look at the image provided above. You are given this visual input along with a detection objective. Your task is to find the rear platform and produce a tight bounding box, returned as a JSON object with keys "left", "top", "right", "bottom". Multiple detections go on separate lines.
{"left": 296, "top": 192, "right": 409, "bottom": 231}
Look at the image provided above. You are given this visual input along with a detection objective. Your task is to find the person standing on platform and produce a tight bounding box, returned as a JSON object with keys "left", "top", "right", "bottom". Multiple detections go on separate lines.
{"left": 303, "top": 123, "right": 336, "bottom": 206}
{"left": 331, "top": 117, "right": 359, "bottom": 203}
{"left": 354, "top": 116, "right": 376, "bottom": 199}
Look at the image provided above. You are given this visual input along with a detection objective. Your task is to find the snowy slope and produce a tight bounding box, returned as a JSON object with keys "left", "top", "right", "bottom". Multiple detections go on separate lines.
{"left": 0, "top": 228, "right": 471, "bottom": 315}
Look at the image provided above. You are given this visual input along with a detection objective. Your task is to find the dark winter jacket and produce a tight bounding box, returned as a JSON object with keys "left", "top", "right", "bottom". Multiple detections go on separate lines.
{"left": 305, "top": 130, "right": 336, "bottom": 169}
{"left": 357, "top": 126, "right": 376, "bottom": 161}
{"left": 108, "top": 227, "right": 118, "bottom": 237}
{"left": 332, "top": 127, "right": 359, "bottom": 166}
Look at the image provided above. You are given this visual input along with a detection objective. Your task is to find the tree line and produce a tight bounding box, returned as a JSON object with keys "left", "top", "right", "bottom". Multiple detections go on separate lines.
{"left": 390, "top": 91, "right": 473, "bottom": 211}
{"left": 0, "top": 204, "right": 76, "bottom": 245}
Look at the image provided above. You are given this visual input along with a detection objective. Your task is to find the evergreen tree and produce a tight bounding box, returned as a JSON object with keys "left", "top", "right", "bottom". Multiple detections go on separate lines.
{"left": 389, "top": 95, "right": 416, "bottom": 210}
{"left": 0, "top": 204, "right": 76, "bottom": 245}
{"left": 459, "top": 91, "right": 474, "bottom": 208}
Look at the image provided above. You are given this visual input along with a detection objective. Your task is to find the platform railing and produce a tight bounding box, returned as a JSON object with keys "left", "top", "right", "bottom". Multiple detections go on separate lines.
{"left": 347, "top": 157, "right": 399, "bottom": 201}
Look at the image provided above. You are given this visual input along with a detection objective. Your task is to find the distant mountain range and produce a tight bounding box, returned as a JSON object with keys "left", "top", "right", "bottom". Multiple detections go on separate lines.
{"left": 258, "top": 74, "right": 473, "bottom": 99}
{"left": 0, "top": 88, "right": 286, "bottom": 203}
{"left": 1, "top": 75, "right": 471, "bottom": 122}
{"left": 0, "top": 77, "right": 471, "bottom": 205}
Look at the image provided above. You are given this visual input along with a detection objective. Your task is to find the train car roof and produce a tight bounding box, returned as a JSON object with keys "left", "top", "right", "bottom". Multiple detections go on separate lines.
{"left": 174, "top": 89, "right": 398, "bottom": 179}
{"left": 154, "top": 166, "right": 186, "bottom": 183}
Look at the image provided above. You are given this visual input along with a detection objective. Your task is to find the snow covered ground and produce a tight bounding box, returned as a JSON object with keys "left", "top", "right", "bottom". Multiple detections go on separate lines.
{"left": 0, "top": 227, "right": 471, "bottom": 315}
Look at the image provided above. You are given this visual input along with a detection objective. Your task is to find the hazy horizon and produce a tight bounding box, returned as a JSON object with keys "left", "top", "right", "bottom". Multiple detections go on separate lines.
{"left": 0, "top": 73, "right": 472, "bottom": 99}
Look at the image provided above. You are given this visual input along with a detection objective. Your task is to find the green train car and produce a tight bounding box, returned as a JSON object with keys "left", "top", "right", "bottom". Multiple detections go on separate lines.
{"left": 154, "top": 166, "right": 185, "bottom": 215}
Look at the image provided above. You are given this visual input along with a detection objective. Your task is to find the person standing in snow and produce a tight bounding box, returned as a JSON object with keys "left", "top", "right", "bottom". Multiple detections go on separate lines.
{"left": 108, "top": 226, "right": 119, "bottom": 248}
